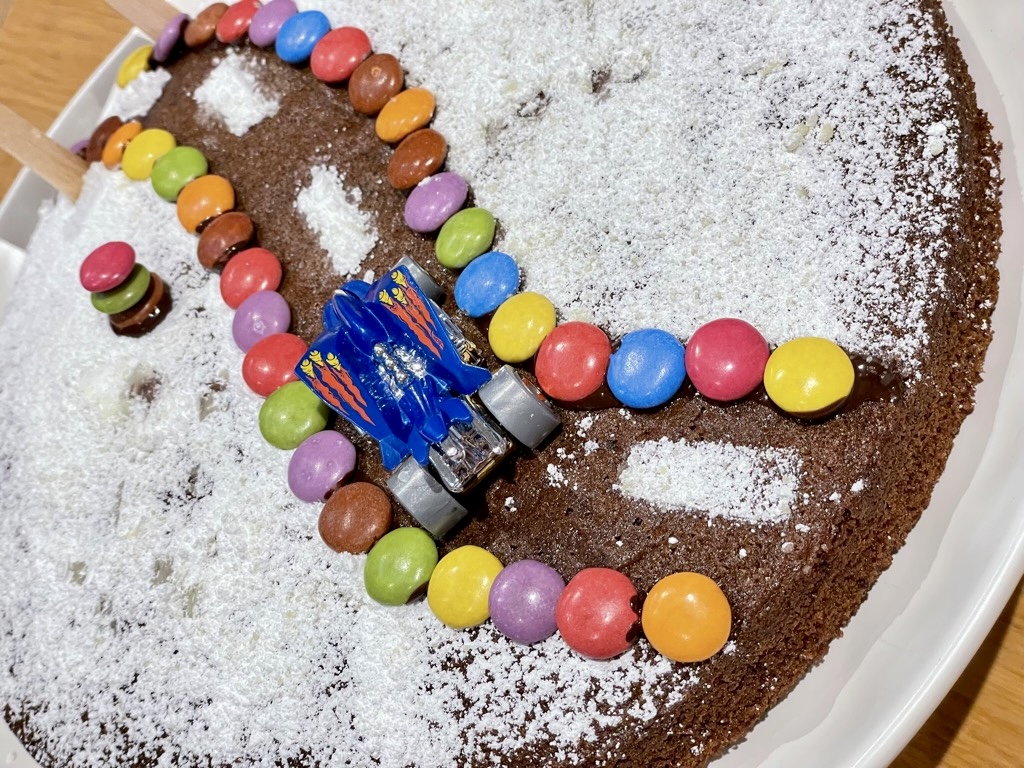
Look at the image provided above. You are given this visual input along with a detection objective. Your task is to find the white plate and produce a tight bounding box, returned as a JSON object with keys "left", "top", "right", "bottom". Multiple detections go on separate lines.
{"left": 2, "top": 1, "right": 1023, "bottom": 766}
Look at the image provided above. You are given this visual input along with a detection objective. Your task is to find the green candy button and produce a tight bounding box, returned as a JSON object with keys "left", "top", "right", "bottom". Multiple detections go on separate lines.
{"left": 259, "top": 381, "right": 330, "bottom": 450}
{"left": 364, "top": 527, "right": 439, "bottom": 605}
{"left": 151, "top": 145, "right": 209, "bottom": 202}
{"left": 435, "top": 207, "right": 495, "bottom": 269}
{"left": 91, "top": 263, "right": 151, "bottom": 314}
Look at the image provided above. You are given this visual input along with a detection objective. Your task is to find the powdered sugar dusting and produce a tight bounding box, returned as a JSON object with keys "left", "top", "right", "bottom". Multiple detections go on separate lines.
{"left": 617, "top": 438, "right": 802, "bottom": 523}
{"left": 296, "top": 164, "right": 378, "bottom": 277}
{"left": 194, "top": 49, "right": 281, "bottom": 136}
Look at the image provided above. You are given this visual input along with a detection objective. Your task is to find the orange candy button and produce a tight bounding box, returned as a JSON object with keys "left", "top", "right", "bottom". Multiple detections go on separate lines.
{"left": 641, "top": 572, "right": 731, "bottom": 663}
{"left": 375, "top": 87, "right": 435, "bottom": 143}
{"left": 101, "top": 120, "right": 143, "bottom": 169}
{"left": 176, "top": 175, "right": 235, "bottom": 233}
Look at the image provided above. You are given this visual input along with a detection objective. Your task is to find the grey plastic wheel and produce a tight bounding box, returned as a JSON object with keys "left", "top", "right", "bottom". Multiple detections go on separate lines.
{"left": 395, "top": 255, "right": 445, "bottom": 304}
{"left": 387, "top": 457, "right": 469, "bottom": 538}
{"left": 478, "top": 366, "right": 561, "bottom": 449}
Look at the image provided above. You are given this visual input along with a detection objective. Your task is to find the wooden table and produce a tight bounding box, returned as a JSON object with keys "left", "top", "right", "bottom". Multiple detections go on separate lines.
{"left": 1, "top": 1, "right": 1022, "bottom": 766}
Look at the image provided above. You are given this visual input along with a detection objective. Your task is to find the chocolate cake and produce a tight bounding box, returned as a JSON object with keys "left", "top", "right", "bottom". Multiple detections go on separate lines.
{"left": 0, "top": 0, "right": 1003, "bottom": 766}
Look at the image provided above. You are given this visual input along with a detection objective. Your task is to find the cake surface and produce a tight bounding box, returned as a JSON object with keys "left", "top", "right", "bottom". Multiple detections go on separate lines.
{"left": 0, "top": 0, "right": 1003, "bottom": 766}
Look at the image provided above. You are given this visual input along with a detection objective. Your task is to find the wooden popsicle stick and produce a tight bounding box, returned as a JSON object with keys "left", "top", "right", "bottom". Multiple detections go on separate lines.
{"left": 0, "top": 103, "right": 87, "bottom": 200}
{"left": 105, "top": 0, "right": 181, "bottom": 41}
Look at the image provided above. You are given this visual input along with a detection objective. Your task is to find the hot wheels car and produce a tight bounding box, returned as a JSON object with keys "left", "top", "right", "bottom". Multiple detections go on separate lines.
{"left": 296, "top": 258, "right": 561, "bottom": 537}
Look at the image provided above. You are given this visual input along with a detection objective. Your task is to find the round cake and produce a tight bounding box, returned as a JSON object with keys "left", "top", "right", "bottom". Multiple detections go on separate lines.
{"left": 0, "top": 0, "right": 1003, "bottom": 766}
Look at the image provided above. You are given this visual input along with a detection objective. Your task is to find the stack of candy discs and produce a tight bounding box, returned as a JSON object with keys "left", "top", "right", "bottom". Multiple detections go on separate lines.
{"left": 79, "top": 241, "right": 172, "bottom": 336}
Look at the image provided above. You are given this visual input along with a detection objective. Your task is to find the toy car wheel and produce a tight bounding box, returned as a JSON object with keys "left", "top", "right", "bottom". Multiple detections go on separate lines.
{"left": 478, "top": 365, "right": 561, "bottom": 450}
{"left": 387, "top": 457, "right": 469, "bottom": 539}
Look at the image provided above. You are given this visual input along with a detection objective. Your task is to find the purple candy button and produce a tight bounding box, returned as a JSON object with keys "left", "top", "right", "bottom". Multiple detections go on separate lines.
{"left": 153, "top": 13, "right": 189, "bottom": 63}
{"left": 249, "top": 0, "right": 298, "bottom": 48}
{"left": 80, "top": 241, "right": 136, "bottom": 292}
{"left": 233, "top": 290, "right": 291, "bottom": 351}
{"left": 288, "top": 430, "right": 357, "bottom": 502}
{"left": 488, "top": 560, "right": 566, "bottom": 645}
{"left": 404, "top": 172, "right": 469, "bottom": 233}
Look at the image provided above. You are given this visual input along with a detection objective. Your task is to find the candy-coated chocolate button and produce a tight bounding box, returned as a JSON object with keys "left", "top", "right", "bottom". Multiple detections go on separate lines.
{"left": 121, "top": 128, "right": 176, "bottom": 181}
{"left": 404, "top": 171, "right": 468, "bottom": 233}
{"left": 556, "top": 568, "right": 639, "bottom": 660}
{"left": 427, "top": 545, "right": 504, "bottom": 629}
{"left": 153, "top": 13, "right": 189, "bottom": 62}
{"left": 233, "top": 290, "right": 291, "bottom": 351}
{"left": 249, "top": 0, "right": 296, "bottom": 47}
{"left": 364, "top": 527, "right": 438, "bottom": 605}
{"left": 387, "top": 129, "right": 447, "bottom": 190}
{"left": 184, "top": 3, "right": 228, "bottom": 48}
{"left": 108, "top": 273, "right": 171, "bottom": 336}
{"left": 763, "top": 337, "right": 854, "bottom": 418}
{"left": 435, "top": 207, "right": 495, "bottom": 269}
{"left": 242, "top": 331, "right": 307, "bottom": 397}
{"left": 90, "top": 263, "right": 151, "bottom": 315}
{"left": 216, "top": 0, "right": 262, "bottom": 44}
{"left": 685, "top": 318, "right": 769, "bottom": 402}
{"left": 196, "top": 211, "right": 254, "bottom": 270}
{"left": 70, "top": 139, "right": 89, "bottom": 159}
{"left": 349, "top": 53, "right": 403, "bottom": 115}
{"left": 258, "top": 380, "right": 329, "bottom": 450}
{"left": 310, "top": 26, "right": 372, "bottom": 83}
{"left": 86, "top": 116, "right": 123, "bottom": 163}
{"left": 176, "top": 175, "right": 235, "bottom": 233}
{"left": 488, "top": 560, "right": 565, "bottom": 645}
{"left": 151, "top": 145, "right": 208, "bottom": 202}
{"left": 641, "top": 572, "right": 732, "bottom": 663}
{"left": 275, "top": 9, "right": 330, "bottom": 64}
{"left": 318, "top": 482, "right": 391, "bottom": 554}
{"left": 80, "top": 241, "right": 136, "bottom": 292}
{"left": 488, "top": 292, "right": 556, "bottom": 364}
{"left": 453, "top": 250, "right": 519, "bottom": 318}
{"left": 101, "top": 120, "right": 142, "bottom": 169}
{"left": 376, "top": 87, "right": 435, "bottom": 143}
{"left": 291, "top": 430, "right": 358, "bottom": 503}
{"left": 536, "top": 321, "right": 611, "bottom": 402}
{"left": 116, "top": 45, "right": 153, "bottom": 88}
{"left": 220, "top": 247, "right": 283, "bottom": 308}
{"left": 607, "top": 329, "right": 686, "bottom": 408}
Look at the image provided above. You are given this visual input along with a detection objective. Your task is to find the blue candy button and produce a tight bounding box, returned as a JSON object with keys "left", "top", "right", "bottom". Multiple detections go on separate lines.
{"left": 454, "top": 251, "right": 520, "bottom": 318}
{"left": 275, "top": 10, "right": 331, "bottom": 64}
{"left": 607, "top": 329, "right": 686, "bottom": 408}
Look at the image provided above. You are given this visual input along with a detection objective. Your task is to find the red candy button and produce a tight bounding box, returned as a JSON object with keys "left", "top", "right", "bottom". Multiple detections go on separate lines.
{"left": 310, "top": 27, "right": 372, "bottom": 83}
{"left": 216, "top": 0, "right": 263, "bottom": 44}
{"left": 242, "top": 332, "right": 308, "bottom": 397}
{"left": 684, "top": 317, "right": 769, "bottom": 402}
{"left": 535, "top": 321, "right": 611, "bottom": 402}
{"left": 80, "top": 241, "right": 136, "bottom": 292}
{"left": 555, "top": 567, "right": 639, "bottom": 659}
{"left": 220, "top": 247, "right": 283, "bottom": 308}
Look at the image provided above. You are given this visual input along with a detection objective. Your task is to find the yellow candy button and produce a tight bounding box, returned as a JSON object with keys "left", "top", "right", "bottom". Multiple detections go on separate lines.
{"left": 117, "top": 45, "right": 154, "bottom": 88}
{"left": 375, "top": 87, "right": 435, "bottom": 143}
{"left": 641, "top": 572, "right": 731, "bottom": 663}
{"left": 763, "top": 336, "right": 854, "bottom": 419}
{"left": 121, "top": 128, "right": 177, "bottom": 181}
{"left": 427, "top": 545, "right": 503, "bottom": 629}
{"left": 488, "top": 292, "right": 557, "bottom": 364}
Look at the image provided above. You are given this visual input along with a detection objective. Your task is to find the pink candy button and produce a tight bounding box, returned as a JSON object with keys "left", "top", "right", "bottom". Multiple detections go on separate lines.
{"left": 685, "top": 318, "right": 770, "bottom": 402}
{"left": 80, "top": 241, "right": 136, "bottom": 292}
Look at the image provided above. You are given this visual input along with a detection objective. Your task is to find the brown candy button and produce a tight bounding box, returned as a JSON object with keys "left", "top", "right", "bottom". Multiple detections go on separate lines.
{"left": 197, "top": 211, "right": 255, "bottom": 270}
{"left": 109, "top": 272, "right": 172, "bottom": 336}
{"left": 86, "top": 116, "right": 124, "bottom": 164}
{"left": 387, "top": 129, "right": 448, "bottom": 190}
{"left": 348, "top": 53, "right": 403, "bottom": 115}
{"left": 184, "top": 3, "right": 229, "bottom": 48}
{"left": 318, "top": 482, "right": 393, "bottom": 555}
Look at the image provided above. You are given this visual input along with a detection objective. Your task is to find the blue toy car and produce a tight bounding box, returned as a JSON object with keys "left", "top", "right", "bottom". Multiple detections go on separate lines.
{"left": 296, "top": 258, "right": 561, "bottom": 537}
